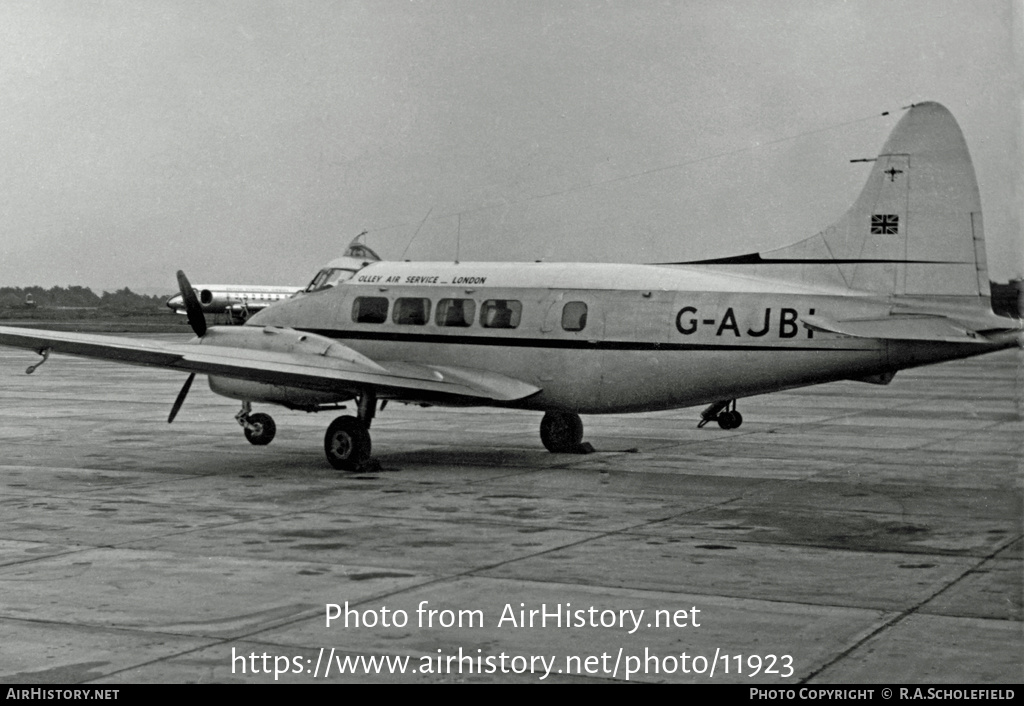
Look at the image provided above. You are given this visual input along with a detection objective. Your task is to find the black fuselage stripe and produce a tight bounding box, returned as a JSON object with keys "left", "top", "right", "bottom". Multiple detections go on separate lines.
{"left": 661, "top": 254, "right": 966, "bottom": 265}
{"left": 298, "top": 328, "right": 867, "bottom": 352}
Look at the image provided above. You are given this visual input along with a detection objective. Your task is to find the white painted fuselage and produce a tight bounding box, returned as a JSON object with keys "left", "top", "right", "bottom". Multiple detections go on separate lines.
{"left": 247, "top": 260, "right": 1014, "bottom": 414}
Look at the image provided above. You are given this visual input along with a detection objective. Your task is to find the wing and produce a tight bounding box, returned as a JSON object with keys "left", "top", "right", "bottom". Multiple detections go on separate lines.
{"left": 0, "top": 325, "right": 540, "bottom": 404}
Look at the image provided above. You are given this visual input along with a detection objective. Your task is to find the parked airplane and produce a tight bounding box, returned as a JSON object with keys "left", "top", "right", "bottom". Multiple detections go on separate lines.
{"left": 166, "top": 284, "right": 302, "bottom": 320}
{"left": 0, "top": 103, "right": 1020, "bottom": 470}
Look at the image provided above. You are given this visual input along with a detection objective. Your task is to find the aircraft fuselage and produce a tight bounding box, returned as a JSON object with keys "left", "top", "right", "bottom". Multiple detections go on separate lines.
{"left": 246, "top": 260, "right": 1011, "bottom": 414}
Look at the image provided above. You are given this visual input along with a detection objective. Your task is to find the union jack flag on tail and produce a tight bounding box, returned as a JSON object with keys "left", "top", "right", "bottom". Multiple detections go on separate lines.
{"left": 870, "top": 214, "right": 899, "bottom": 235}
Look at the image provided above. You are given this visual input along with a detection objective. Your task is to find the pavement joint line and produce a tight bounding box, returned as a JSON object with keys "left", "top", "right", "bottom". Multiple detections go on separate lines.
{"left": 0, "top": 475, "right": 208, "bottom": 494}
{"left": 909, "top": 417, "right": 1010, "bottom": 453}
{"left": 0, "top": 544, "right": 110, "bottom": 571}
{"left": 800, "top": 531, "right": 1024, "bottom": 683}
{"left": 0, "top": 504, "right": 330, "bottom": 558}
{"left": 0, "top": 618, "right": 238, "bottom": 686}
{"left": 608, "top": 528, "right": 1006, "bottom": 559}
{"left": 0, "top": 613, "right": 226, "bottom": 643}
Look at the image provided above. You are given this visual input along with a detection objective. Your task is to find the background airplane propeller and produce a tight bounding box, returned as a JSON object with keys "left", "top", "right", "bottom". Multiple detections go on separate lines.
{"left": 168, "top": 271, "right": 206, "bottom": 423}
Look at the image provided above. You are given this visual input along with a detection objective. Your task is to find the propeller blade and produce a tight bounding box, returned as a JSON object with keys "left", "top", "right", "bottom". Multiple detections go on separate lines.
{"left": 176, "top": 270, "right": 207, "bottom": 337}
{"left": 168, "top": 372, "right": 195, "bottom": 423}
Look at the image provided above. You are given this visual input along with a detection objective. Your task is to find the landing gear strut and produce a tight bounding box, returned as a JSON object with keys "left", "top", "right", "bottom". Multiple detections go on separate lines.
{"left": 324, "top": 390, "right": 376, "bottom": 471}
{"left": 540, "top": 411, "right": 588, "bottom": 453}
{"left": 25, "top": 347, "right": 51, "bottom": 375}
{"left": 697, "top": 399, "right": 743, "bottom": 430}
{"left": 237, "top": 401, "right": 276, "bottom": 445}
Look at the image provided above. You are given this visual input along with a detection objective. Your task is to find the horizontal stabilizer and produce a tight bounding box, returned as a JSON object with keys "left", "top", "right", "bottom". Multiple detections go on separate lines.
{"left": 800, "top": 314, "right": 989, "bottom": 343}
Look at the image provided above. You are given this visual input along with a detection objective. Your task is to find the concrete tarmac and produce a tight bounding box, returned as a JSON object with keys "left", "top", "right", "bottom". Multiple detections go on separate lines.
{"left": 0, "top": 336, "right": 1019, "bottom": 683}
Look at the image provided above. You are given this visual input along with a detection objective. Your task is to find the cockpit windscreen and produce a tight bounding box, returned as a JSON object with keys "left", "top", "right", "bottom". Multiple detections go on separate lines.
{"left": 304, "top": 267, "right": 357, "bottom": 293}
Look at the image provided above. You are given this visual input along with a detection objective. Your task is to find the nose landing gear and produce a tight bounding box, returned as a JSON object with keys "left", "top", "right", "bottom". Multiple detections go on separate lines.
{"left": 237, "top": 402, "right": 277, "bottom": 445}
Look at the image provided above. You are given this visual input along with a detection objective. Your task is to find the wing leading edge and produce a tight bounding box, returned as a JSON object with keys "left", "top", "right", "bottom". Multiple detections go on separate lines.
{"left": 0, "top": 325, "right": 540, "bottom": 404}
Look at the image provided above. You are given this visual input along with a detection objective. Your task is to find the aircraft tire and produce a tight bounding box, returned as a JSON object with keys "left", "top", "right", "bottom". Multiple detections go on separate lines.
{"left": 324, "top": 415, "right": 372, "bottom": 471}
{"left": 540, "top": 411, "right": 584, "bottom": 453}
{"left": 717, "top": 411, "right": 743, "bottom": 430}
{"left": 243, "top": 412, "right": 276, "bottom": 445}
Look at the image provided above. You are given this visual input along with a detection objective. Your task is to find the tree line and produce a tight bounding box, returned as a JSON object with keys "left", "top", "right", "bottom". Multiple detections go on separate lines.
{"left": 0, "top": 286, "right": 167, "bottom": 310}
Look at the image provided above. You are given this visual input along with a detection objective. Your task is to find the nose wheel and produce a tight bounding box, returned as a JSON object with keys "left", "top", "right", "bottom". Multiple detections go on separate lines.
{"left": 237, "top": 403, "right": 277, "bottom": 445}
{"left": 697, "top": 400, "right": 743, "bottom": 430}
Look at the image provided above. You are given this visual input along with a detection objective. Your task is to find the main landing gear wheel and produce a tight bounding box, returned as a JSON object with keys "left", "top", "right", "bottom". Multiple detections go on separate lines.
{"left": 324, "top": 415, "right": 372, "bottom": 471}
{"left": 540, "top": 411, "right": 584, "bottom": 453}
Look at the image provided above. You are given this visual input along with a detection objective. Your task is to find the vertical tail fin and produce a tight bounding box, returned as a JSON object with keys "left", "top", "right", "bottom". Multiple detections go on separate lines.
{"left": 690, "top": 102, "right": 990, "bottom": 299}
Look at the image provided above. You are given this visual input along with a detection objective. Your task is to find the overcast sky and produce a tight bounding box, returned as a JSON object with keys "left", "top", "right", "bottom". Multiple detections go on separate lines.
{"left": 0, "top": 0, "right": 1020, "bottom": 293}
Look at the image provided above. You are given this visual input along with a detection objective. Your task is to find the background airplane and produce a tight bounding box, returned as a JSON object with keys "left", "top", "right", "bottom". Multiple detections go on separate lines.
{"left": 165, "top": 284, "right": 302, "bottom": 321}
{"left": 0, "top": 102, "right": 1020, "bottom": 471}
{"left": 165, "top": 236, "right": 381, "bottom": 321}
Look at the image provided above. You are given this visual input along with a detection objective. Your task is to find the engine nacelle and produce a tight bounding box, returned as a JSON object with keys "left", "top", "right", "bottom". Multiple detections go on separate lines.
{"left": 208, "top": 375, "right": 350, "bottom": 408}
{"left": 198, "top": 325, "right": 383, "bottom": 410}
{"left": 198, "top": 289, "right": 243, "bottom": 311}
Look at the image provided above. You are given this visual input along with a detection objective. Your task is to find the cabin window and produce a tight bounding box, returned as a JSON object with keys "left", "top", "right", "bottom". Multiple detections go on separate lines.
{"left": 436, "top": 298, "right": 476, "bottom": 327}
{"left": 393, "top": 297, "right": 431, "bottom": 325}
{"left": 480, "top": 299, "right": 522, "bottom": 329}
{"left": 351, "top": 296, "right": 389, "bottom": 324}
{"left": 561, "top": 301, "right": 588, "bottom": 331}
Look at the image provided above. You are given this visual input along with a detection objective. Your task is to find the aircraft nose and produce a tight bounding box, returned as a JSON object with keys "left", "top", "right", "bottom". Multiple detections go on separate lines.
{"left": 166, "top": 295, "right": 183, "bottom": 311}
